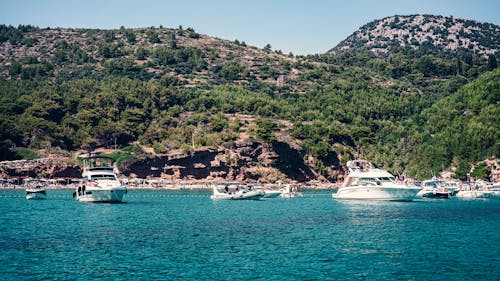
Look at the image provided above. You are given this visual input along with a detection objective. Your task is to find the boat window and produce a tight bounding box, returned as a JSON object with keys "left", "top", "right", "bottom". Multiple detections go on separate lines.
{"left": 360, "top": 178, "right": 376, "bottom": 182}
{"left": 379, "top": 177, "right": 394, "bottom": 181}
{"left": 424, "top": 182, "right": 437, "bottom": 188}
{"left": 91, "top": 175, "right": 116, "bottom": 180}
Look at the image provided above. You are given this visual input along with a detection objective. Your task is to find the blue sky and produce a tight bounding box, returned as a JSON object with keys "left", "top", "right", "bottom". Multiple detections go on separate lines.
{"left": 1, "top": 0, "right": 499, "bottom": 55}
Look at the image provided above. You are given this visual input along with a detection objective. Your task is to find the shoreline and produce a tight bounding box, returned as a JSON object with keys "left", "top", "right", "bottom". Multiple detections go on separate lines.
{"left": 0, "top": 182, "right": 339, "bottom": 191}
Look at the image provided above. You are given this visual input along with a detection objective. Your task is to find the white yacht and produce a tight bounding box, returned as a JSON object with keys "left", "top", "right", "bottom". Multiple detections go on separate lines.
{"left": 74, "top": 156, "right": 127, "bottom": 203}
{"left": 416, "top": 179, "right": 452, "bottom": 199}
{"left": 25, "top": 181, "right": 47, "bottom": 200}
{"left": 210, "top": 182, "right": 265, "bottom": 200}
{"left": 332, "top": 160, "right": 421, "bottom": 201}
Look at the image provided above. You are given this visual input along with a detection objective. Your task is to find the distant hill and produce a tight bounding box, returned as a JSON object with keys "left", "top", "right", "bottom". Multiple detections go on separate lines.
{"left": 328, "top": 15, "right": 499, "bottom": 57}
{"left": 0, "top": 25, "right": 312, "bottom": 92}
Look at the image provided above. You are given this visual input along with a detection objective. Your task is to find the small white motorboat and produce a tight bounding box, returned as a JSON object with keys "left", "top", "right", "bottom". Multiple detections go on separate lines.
{"left": 25, "top": 185, "right": 47, "bottom": 200}
{"left": 280, "top": 184, "right": 303, "bottom": 198}
{"left": 210, "top": 182, "right": 264, "bottom": 200}
{"left": 416, "top": 180, "right": 452, "bottom": 199}
{"left": 24, "top": 179, "right": 47, "bottom": 200}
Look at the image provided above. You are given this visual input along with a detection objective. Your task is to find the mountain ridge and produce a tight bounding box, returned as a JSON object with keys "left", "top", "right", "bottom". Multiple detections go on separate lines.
{"left": 328, "top": 14, "right": 499, "bottom": 57}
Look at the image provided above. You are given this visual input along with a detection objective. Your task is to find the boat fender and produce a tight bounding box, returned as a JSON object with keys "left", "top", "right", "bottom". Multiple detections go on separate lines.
{"left": 72, "top": 191, "right": 76, "bottom": 198}
{"left": 376, "top": 181, "right": 381, "bottom": 185}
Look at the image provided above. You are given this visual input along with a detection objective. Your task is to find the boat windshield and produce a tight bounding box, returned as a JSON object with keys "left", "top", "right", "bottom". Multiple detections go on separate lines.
{"left": 423, "top": 181, "right": 442, "bottom": 188}
{"left": 359, "top": 177, "right": 394, "bottom": 182}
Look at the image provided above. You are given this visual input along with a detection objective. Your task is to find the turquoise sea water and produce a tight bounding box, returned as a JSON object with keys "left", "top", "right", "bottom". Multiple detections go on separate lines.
{"left": 0, "top": 189, "right": 498, "bottom": 280}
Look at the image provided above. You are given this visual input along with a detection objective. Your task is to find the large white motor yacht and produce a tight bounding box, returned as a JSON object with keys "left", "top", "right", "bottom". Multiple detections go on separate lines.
{"left": 210, "top": 182, "right": 264, "bottom": 200}
{"left": 74, "top": 156, "right": 127, "bottom": 203}
{"left": 332, "top": 160, "right": 421, "bottom": 201}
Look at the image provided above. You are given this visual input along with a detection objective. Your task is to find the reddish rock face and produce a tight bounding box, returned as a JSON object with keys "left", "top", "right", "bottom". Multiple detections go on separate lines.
{"left": 120, "top": 141, "right": 338, "bottom": 183}
{"left": 0, "top": 158, "right": 82, "bottom": 179}
{"left": 0, "top": 141, "right": 344, "bottom": 183}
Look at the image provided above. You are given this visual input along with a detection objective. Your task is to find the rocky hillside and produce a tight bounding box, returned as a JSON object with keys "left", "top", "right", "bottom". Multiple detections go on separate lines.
{"left": 329, "top": 15, "right": 499, "bottom": 56}
{"left": 0, "top": 18, "right": 498, "bottom": 183}
{"left": 0, "top": 25, "right": 313, "bottom": 92}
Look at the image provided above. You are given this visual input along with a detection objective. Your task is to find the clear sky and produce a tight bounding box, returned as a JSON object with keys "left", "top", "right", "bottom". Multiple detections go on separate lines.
{"left": 1, "top": 0, "right": 499, "bottom": 55}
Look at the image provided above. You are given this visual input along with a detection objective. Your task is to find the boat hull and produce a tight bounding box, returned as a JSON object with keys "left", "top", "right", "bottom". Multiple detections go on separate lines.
{"left": 76, "top": 187, "right": 127, "bottom": 203}
{"left": 263, "top": 190, "right": 282, "bottom": 198}
{"left": 210, "top": 190, "right": 264, "bottom": 200}
{"left": 455, "top": 190, "right": 491, "bottom": 199}
{"left": 280, "top": 192, "right": 303, "bottom": 198}
{"left": 25, "top": 190, "right": 47, "bottom": 200}
{"left": 332, "top": 186, "right": 421, "bottom": 201}
{"left": 417, "top": 189, "right": 451, "bottom": 199}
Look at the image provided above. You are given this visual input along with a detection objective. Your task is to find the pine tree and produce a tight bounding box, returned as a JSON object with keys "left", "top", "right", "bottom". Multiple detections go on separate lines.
{"left": 487, "top": 54, "right": 497, "bottom": 71}
{"left": 456, "top": 56, "right": 462, "bottom": 76}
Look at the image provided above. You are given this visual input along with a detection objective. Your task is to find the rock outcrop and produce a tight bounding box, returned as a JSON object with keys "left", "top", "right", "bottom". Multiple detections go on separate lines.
{"left": 329, "top": 15, "right": 499, "bottom": 56}
{"left": 0, "top": 157, "right": 81, "bottom": 179}
{"left": 0, "top": 141, "right": 344, "bottom": 183}
{"left": 121, "top": 141, "right": 326, "bottom": 183}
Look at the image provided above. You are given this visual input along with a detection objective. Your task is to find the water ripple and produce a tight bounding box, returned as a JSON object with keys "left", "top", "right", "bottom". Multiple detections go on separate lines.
{"left": 0, "top": 189, "right": 498, "bottom": 280}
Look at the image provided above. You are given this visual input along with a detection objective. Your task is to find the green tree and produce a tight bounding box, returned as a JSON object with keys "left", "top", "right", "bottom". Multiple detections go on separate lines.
{"left": 0, "top": 139, "right": 21, "bottom": 161}
{"left": 220, "top": 62, "right": 246, "bottom": 81}
{"left": 255, "top": 119, "right": 278, "bottom": 142}
{"left": 125, "top": 30, "right": 136, "bottom": 43}
{"left": 136, "top": 47, "right": 148, "bottom": 60}
{"left": 9, "top": 60, "right": 22, "bottom": 76}
{"left": 487, "top": 54, "right": 497, "bottom": 71}
{"left": 470, "top": 162, "right": 489, "bottom": 180}
{"left": 169, "top": 33, "right": 177, "bottom": 49}
{"left": 456, "top": 56, "right": 462, "bottom": 75}
{"left": 147, "top": 30, "right": 160, "bottom": 44}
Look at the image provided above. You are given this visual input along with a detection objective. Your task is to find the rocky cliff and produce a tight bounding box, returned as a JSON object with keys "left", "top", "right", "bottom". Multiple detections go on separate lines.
{"left": 0, "top": 141, "right": 343, "bottom": 183}
{"left": 0, "top": 157, "right": 81, "bottom": 179}
{"left": 121, "top": 141, "right": 340, "bottom": 183}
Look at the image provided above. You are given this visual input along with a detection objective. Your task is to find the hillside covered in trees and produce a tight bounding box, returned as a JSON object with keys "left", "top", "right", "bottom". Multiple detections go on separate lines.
{"left": 0, "top": 14, "right": 498, "bottom": 181}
